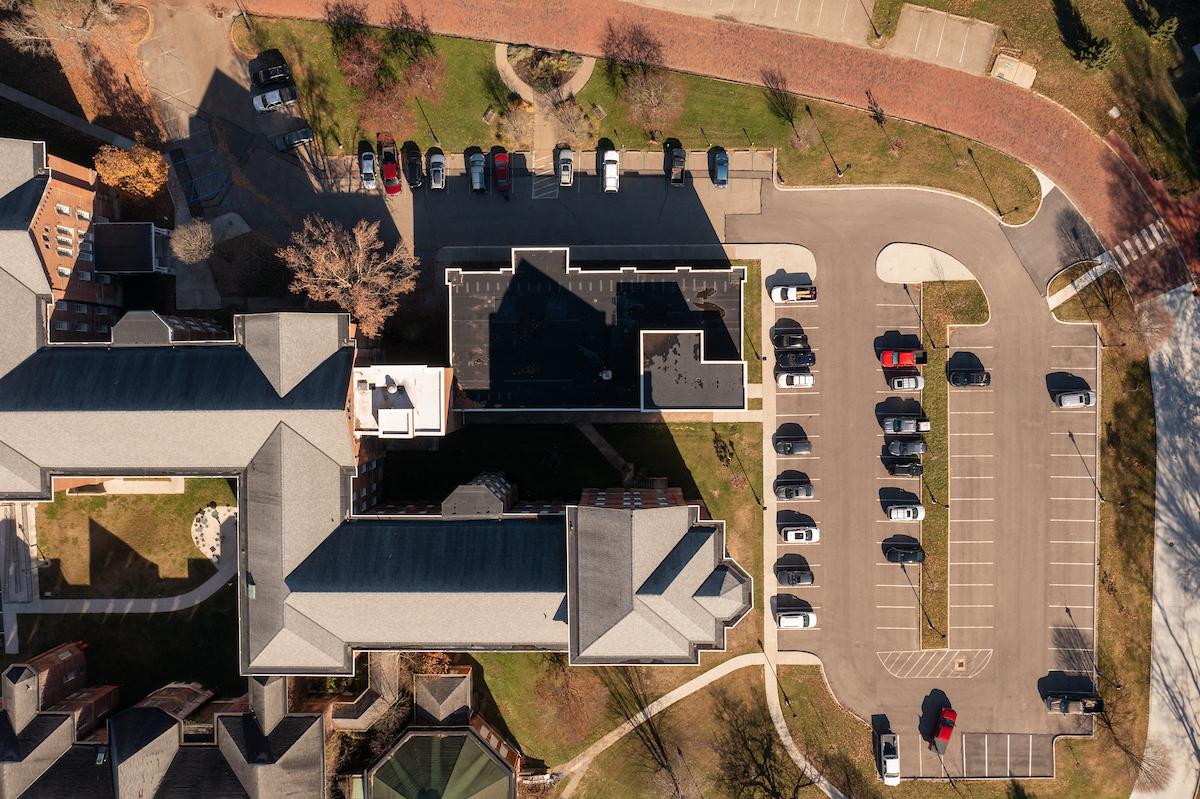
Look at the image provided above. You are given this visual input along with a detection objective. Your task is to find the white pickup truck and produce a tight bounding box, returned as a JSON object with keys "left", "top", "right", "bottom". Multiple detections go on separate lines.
{"left": 881, "top": 416, "right": 931, "bottom": 434}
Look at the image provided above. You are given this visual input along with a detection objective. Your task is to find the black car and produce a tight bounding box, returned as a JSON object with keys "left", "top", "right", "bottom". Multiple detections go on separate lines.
{"left": 887, "top": 459, "right": 924, "bottom": 477}
{"left": 772, "top": 330, "right": 808, "bottom": 349}
{"left": 777, "top": 350, "right": 816, "bottom": 369}
{"left": 775, "top": 481, "right": 814, "bottom": 500}
{"left": 949, "top": 370, "right": 992, "bottom": 387}
{"left": 252, "top": 62, "right": 292, "bottom": 87}
{"left": 274, "top": 127, "right": 314, "bottom": 151}
{"left": 774, "top": 437, "right": 812, "bottom": 456}
{"left": 776, "top": 566, "right": 814, "bottom": 586}
{"left": 884, "top": 542, "right": 926, "bottom": 564}
{"left": 404, "top": 149, "right": 423, "bottom": 188}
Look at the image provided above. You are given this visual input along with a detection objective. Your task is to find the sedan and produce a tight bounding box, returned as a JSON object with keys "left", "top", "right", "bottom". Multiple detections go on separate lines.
{"left": 888, "top": 459, "right": 924, "bottom": 477}
{"left": 884, "top": 542, "right": 926, "bottom": 564}
{"left": 770, "top": 285, "right": 817, "bottom": 303}
{"left": 494, "top": 151, "right": 511, "bottom": 194}
{"left": 780, "top": 526, "right": 820, "bottom": 544}
{"left": 932, "top": 707, "right": 957, "bottom": 754}
{"left": 273, "top": 127, "right": 313, "bottom": 151}
{"left": 777, "top": 350, "right": 816, "bottom": 369}
{"left": 558, "top": 148, "right": 574, "bottom": 186}
{"left": 891, "top": 374, "right": 925, "bottom": 391}
{"left": 428, "top": 152, "right": 446, "bottom": 190}
{"left": 775, "top": 482, "right": 814, "bottom": 500}
{"left": 888, "top": 504, "right": 926, "bottom": 522}
{"left": 252, "top": 84, "right": 298, "bottom": 112}
{"left": 774, "top": 437, "right": 812, "bottom": 456}
{"left": 888, "top": 439, "right": 927, "bottom": 457}
{"left": 1056, "top": 390, "right": 1096, "bottom": 408}
{"left": 772, "top": 330, "right": 808, "bottom": 349}
{"left": 359, "top": 150, "right": 377, "bottom": 190}
{"left": 777, "top": 372, "right": 814, "bottom": 389}
{"left": 776, "top": 566, "right": 814, "bottom": 586}
{"left": 712, "top": 149, "right": 729, "bottom": 188}
{"left": 950, "top": 370, "right": 991, "bottom": 387}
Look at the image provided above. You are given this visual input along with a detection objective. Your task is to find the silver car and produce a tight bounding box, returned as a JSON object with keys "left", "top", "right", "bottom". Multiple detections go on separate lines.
{"left": 888, "top": 439, "right": 927, "bottom": 457}
{"left": 1055, "top": 390, "right": 1096, "bottom": 408}
{"left": 469, "top": 153, "right": 487, "bottom": 193}
{"left": 888, "top": 504, "right": 926, "bottom": 521}
{"left": 429, "top": 152, "right": 446, "bottom": 190}
{"left": 558, "top": 148, "right": 574, "bottom": 187}
{"left": 360, "top": 151, "right": 377, "bottom": 190}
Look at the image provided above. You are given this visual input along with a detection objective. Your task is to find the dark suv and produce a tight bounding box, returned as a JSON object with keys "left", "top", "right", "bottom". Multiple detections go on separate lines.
{"left": 885, "top": 542, "right": 926, "bottom": 564}
{"left": 772, "top": 330, "right": 808, "bottom": 349}
{"left": 950, "top": 370, "right": 992, "bottom": 387}
{"left": 252, "top": 63, "right": 292, "bottom": 87}
{"left": 404, "top": 149, "right": 423, "bottom": 188}
{"left": 887, "top": 459, "right": 924, "bottom": 477}
{"left": 777, "top": 350, "right": 816, "bottom": 369}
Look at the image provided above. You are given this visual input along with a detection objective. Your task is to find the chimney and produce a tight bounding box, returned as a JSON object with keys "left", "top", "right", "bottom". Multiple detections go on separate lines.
{"left": 248, "top": 676, "right": 287, "bottom": 736}
{"left": 3, "top": 666, "right": 39, "bottom": 735}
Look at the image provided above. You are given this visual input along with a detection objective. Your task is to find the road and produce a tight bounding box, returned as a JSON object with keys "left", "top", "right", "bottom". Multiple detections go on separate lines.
{"left": 739, "top": 184, "right": 1101, "bottom": 779}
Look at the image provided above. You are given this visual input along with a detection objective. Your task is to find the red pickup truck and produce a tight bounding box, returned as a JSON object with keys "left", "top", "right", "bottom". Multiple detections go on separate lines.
{"left": 881, "top": 349, "right": 928, "bottom": 368}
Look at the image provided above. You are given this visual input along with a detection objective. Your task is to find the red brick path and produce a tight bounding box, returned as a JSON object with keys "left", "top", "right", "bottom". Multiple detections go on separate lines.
{"left": 242, "top": 0, "right": 1194, "bottom": 297}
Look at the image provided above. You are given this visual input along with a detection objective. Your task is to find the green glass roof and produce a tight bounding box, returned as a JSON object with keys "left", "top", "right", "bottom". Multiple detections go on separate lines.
{"left": 371, "top": 731, "right": 512, "bottom": 799}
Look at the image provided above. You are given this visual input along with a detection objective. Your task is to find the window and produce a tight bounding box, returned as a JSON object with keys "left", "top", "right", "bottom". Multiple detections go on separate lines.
{"left": 56, "top": 248, "right": 72, "bottom": 258}
{"left": 78, "top": 270, "right": 92, "bottom": 282}
{"left": 97, "top": 323, "right": 109, "bottom": 334}
{"left": 53, "top": 321, "right": 69, "bottom": 331}
{"left": 74, "top": 323, "right": 88, "bottom": 332}
{"left": 77, "top": 209, "right": 91, "bottom": 221}
{"left": 55, "top": 203, "right": 70, "bottom": 215}
{"left": 73, "top": 302, "right": 87, "bottom": 313}
{"left": 56, "top": 236, "right": 72, "bottom": 246}
{"left": 57, "top": 267, "right": 71, "bottom": 277}
{"left": 78, "top": 251, "right": 93, "bottom": 262}
{"left": 56, "top": 225, "right": 72, "bottom": 236}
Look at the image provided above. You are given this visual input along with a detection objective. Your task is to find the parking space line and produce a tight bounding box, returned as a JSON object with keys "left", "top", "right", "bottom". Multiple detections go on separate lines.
{"left": 950, "top": 561, "right": 994, "bottom": 566}
{"left": 1049, "top": 583, "right": 1093, "bottom": 587}
{"left": 1050, "top": 518, "right": 1093, "bottom": 522}
{"left": 1050, "top": 562, "right": 1094, "bottom": 566}
{"left": 951, "top": 604, "right": 994, "bottom": 608}
{"left": 950, "top": 540, "right": 994, "bottom": 544}
{"left": 949, "top": 583, "right": 994, "bottom": 587}
{"left": 1049, "top": 603, "right": 1093, "bottom": 608}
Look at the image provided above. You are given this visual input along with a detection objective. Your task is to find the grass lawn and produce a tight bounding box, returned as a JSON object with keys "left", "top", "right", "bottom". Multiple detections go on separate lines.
{"left": 1048, "top": 260, "right": 1098, "bottom": 296}
{"left": 234, "top": 17, "right": 493, "bottom": 154}
{"left": 35, "top": 478, "right": 235, "bottom": 599}
{"left": 871, "top": 0, "right": 1199, "bottom": 194}
{"left": 0, "top": 584, "right": 243, "bottom": 704}
{"left": 739, "top": 260, "right": 763, "bottom": 384}
{"left": 920, "top": 281, "right": 989, "bottom": 650}
{"left": 576, "top": 71, "right": 1040, "bottom": 223}
{"left": 577, "top": 663, "right": 815, "bottom": 799}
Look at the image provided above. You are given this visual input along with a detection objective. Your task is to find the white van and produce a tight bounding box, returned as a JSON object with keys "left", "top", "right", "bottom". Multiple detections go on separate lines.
{"left": 1055, "top": 390, "right": 1096, "bottom": 408}
{"left": 602, "top": 149, "right": 620, "bottom": 193}
{"left": 776, "top": 611, "right": 817, "bottom": 629}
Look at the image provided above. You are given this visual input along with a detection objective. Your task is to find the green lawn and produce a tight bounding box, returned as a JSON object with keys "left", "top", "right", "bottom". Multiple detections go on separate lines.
{"left": 36, "top": 478, "right": 235, "bottom": 599}
{"left": 576, "top": 70, "right": 1041, "bottom": 223}
{"left": 1, "top": 584, "right": 243, "bottom": 704}
{"left": 234, "top": 17, "right": 493, "bottom": 153}
{"left": 740, "top": 260, "right": 763, "bottom": 384}
{"left": 871, "top": 0, "right": 1199, "bottom": 194}
{"left": 919, "top": 281, "right": 989, "bottom": 650}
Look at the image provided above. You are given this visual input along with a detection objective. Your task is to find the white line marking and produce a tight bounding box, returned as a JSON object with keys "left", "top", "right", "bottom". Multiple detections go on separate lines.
{"left": 1050, "top": 562, "right": 1094, "bottom": 566}
{"left": 952, "top": 604, "right": 994, "bottom": 608}
{"left": 1049, "top": 583, "right": 1093, "bottom": 587}
{"left": 1049, "top": 603, "right": 1093, "bottom": 608}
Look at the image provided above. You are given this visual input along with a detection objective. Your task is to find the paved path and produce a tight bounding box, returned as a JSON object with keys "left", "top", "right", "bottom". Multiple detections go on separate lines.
{"left": 1046, "top": 260, "right": 1119, "bottom": 310}
{"left": 1134, "top": 283, "right": 1200, "bottom": 799}
{"left": 242, "top": 0, "right": 1191, "bottom": 300}
{"left": 555, "top": 653, "right": 843, "bottom": 799}
{"left": 574, "top": 423, "right": 629, "bottom": 472}
{"left": 0, "top": 82, "right": 137, "bottom": 149}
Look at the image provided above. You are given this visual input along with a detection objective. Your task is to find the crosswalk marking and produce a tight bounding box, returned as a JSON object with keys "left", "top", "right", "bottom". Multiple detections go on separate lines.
{"left": 531, "top": 151, "right": 558, "bottom": 200}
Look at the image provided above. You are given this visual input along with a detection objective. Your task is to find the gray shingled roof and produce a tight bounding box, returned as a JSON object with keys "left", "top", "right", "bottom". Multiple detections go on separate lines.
{"left": 567, "top": 505, "right": 751, "bottom": 664}
{"left": 109, "top": 708, "right": 180, "bottom": 799}
{"left": 0, "top": 138, "right": 49, "bottom": 381}
{"left": 18, "top": 744, "right": 116, "bottom": 799}
{"left": 412, "top": 673, "right": 471, "bottom": 726}
{"left": 216, "top": 714, "right": 324, "bottom": 799}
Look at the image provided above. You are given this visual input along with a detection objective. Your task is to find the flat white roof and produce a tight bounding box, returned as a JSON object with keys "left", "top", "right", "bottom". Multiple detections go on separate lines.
{"left": 352, "top": 365, "right": 446, "bottom": 439}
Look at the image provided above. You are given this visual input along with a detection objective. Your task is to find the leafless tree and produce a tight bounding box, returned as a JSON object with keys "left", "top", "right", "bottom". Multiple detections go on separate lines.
{"left": 170, "top": 219, "right": 214, "bottom": 265}
{"left": 0, "top": 0, "right": 113, "bottom": 56}
{"left": 599, "top": 668, "right": 684, "bottom": 797}
{"left": 624, "top": 69, "right": 683, "bottom": 134}
{"left": 324, "top": 0, "right": 367, "bottom": 51}
{"left": 549, "top": 93, "right": 596, "bottom": 145}
{"left": 761, "top": 67, "right": 799, "bottom": 133}
{"left": 277, "top": 215, "right": 419, "bottom": 339}
{"left": 1135, "top": 299, "right": 1174, "bottom": 351}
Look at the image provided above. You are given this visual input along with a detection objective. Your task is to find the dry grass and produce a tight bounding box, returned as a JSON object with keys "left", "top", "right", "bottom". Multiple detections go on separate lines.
{"left": 35, "top": 478, "right": 235, "bottom": 598}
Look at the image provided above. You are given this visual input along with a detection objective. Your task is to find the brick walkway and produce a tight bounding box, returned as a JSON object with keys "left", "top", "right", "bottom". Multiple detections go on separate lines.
{"left": 240, "top": 0, "right": 1193, "bottom": 298}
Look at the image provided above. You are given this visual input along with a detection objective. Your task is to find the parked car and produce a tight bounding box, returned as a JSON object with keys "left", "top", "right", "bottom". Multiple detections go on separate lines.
{"left": 888, "top": 504, "right": 926, "bottom": 522}
{"left": 950, "top": 370, "right": 991, "bottom": 387}
{"left": 359, "top": 150, "right": 377, "bottom": 190}
{"left": 775, "top": 437, "right": 812, "bottom": 456}
{"left": 885, "top": 542, "right": 926, "bottom": 564}
{"left": 380, "top": 142, "right": 401, "bottom": 195}
{"left": 1055, "top": 389, "right": 1096, "bottom": 408}
{"left": 712, "top": 149, "right": 729, "bottom": 188}
{"left": 602, "top": 149, "right": 620, "bottom": 193}
{"left": 772, "top": 330, "right": 808, "bottom": 349}
{"left": 469, "top": 152, "right": 487, "bottom": 193}
{"left": 558, "top": 148, "right": 574, "bottom": 187}
{"left": 881, "top": 349, "right": 928, "bottom": 368}
{"left": 428, "top": 152, "right": 446, "bottom": 190}
{"left": 888, "top": 439, "right": 927, "bottom": 457}
{"left": 881, "top": 416, "right": 931, "bottom": 434}
{"left": 494, "top": 151, "right": 511, "bottom": 194}
{"left": 888, "top": 459, "right": 924, "bottom": 477}
{"left": 931, "top": 707, "right": 957, "bottom": 754}
{"left": 1045, "top": 694, "right": 1104, "bottom": 715}
{"left": 771, "top": 285, "right": 817, "bottom": 303}
{"left": 891, "top": 374, "right": 925, "bottom": 391}
{"left": 879, "top": 732, "right": 901, "bottom": 787}
{"left": 252, "top": 84, "right": 298, "bottom": 112}
{"left": 273, "top": 127, "right": 313, "bottom": 151}
{"left": 776, "top": 565, "right": 814, "bottom": 586}
{"left": 775, "top": 481, "right": 814, "bottom": 500}
{"left": 777, "top": 372, "right": 815, "bottom": 389}
{"left": 669, "top": 147, "right": 685, "bottom": 185}
{"left": 780, "top": 526, "right": 820, "bottom": 544}
{"left": 777, "top": 350, "right": 816, "bottom": 369}
{"left": 776, "top": 611, "right": 817, "bottom": 629}
{"left": 252, "top": 63, "right": 291, "bottom": 87}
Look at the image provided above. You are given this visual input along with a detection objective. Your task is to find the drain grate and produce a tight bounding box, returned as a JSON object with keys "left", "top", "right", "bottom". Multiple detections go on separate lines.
{"left": 955, "top": 656, "right": 967, "bottom": 672}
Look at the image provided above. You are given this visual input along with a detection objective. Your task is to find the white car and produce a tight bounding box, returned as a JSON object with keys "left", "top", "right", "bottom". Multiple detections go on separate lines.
{"left": 879, "top": 733, "right": 901, "bottom": 786}
{"left": 770, "top": 284, "right": 817, "bottom": 303}
{"left": 777, "top": 611, "right": 817, "bottom": 629}
{"left": 429, "top": 152, "right": 446, "bottom": 190}
{"left": 1055, "top": 390, "right": 1096, "bottom": 408}
{"left": 602, "top": 149, "right": 620, "bottom": 193}
{"left": 888, "top": 504, "right": 926, "bottom": 522}
{"left": 890, "top": 375, "right": 924, "bottom": 391}
{"left": 780, "top": 526, "right": 820, "bottom": 544}
{"left": 359, "top": 151, "right": 377, "bottom": 190}
{"left": 777, "top": 372, "right": 814, "bottom": 389}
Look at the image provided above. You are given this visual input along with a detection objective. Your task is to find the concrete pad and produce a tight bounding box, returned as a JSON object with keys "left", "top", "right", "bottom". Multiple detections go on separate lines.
{"left": 726, "top": 243, "right": 817, "bottom": 280}
{"left": 886, "top": 5, "right": 998, "bottom": 75}
{"left": 876, "top": 242, "right": 976, "bottom": 283}
{"left": 208, "top": 211, "right": 251, "bottom": 244}
{"left": 626, "top": 0, "right": 874, "bottom": 46}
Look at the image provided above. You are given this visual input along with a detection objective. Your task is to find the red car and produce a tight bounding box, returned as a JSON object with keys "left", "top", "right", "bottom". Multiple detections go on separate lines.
{"left": 880, "top": 349, "right": 928, "bottom": 368}
{"left": 494, "top": 151, "right": 510, "bottom": 194}
{"left": 381, "top": 143, "right": 401, "bottom": 195}
{"left": 931, "top": 707, "right": 957, "bottom": 754}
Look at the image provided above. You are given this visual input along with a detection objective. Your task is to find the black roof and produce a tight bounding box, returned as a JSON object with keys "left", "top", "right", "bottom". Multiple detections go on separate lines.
{"left": 93, "top": 223, "right": 154, "bottom": 274}
{"left": 155, "top": 747, "right": 249, "bottom": 799}
{"left": 18, "top": 744, "right": 115, "bottom": 799}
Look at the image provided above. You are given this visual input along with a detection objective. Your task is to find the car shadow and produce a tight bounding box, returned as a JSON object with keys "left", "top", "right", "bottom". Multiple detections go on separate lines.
{"left": 919, "top": 689, "right": 952, "bottom": 742}
{"left": 771, "top": 594, "right": 814, "bottom": 613}
{"left": 879, "top": 487, "right": 919, "bottom": 512}
{"left": 774, "top": 553, "right": 812, "bottom": 570}
{"left": 1037, "top": 670, "right": 1097, "bottom": 699}
{"left": 765, "top": 268, "right": 815, "bottom": 290}
{"left": 1045, "top": 371, "right": 1092, "bottom": 400}
{"left": 947, "top": 350, "right": 985, "bottom": 373}
{"left": 775, "top": 511, "right": 816, "bottom": 527}
{"left": 874, "top": 397, "right": 924, "bottom": 420}
{"left": 873, "top": 330, "right": 923, "bottom": 356}
{"left": 774, "top": 423, "right": 810, "bottom": 441}
{"left": 777, "top": 470, "right": 812, "bottom": 484}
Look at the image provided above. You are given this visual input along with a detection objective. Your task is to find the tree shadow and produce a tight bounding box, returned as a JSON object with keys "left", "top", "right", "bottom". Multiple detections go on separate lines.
{"left": 711, "top": 684, "right": 813, "bottom": 799}
{"left": 1051, "top": 0, "right": 1109, "bottom": 61}
{"left": 85, "top": 47, "right": 162, "bottom": 145}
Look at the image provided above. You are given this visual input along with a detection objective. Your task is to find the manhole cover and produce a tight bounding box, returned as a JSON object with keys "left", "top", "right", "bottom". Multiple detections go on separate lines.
{"left": 955, "top": 657, "right": 967, "bottom": 672}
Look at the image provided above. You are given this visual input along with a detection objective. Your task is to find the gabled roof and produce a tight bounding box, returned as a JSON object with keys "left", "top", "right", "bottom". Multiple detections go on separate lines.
{"left": 412, "top": 673, "right": 471, "bottom": 726}
{"left": 216, "top": 713, "right": 324, "bottom": 799}
{"left": 242, "top": 313, "right": 348, "bottom": 397}
{"left": 108, "top": 708, "right": 179, "bottom": 799}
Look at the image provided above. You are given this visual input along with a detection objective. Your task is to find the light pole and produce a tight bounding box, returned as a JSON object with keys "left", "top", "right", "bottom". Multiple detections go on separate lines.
{"left": 804, "top": 104, "right": 846, "bottom": 178}
{"left": 758, "top": 638, "right": 797, "bottom": 718}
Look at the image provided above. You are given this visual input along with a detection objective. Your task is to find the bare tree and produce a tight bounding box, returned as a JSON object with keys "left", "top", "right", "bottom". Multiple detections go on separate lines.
{"left": 712, "top": 686, "right": 812, "bottom": 799}
{"left": 0, "top": 0, "right": 114, "bottom": 57}
{"left": 170, "top": 219, "right": 214, "bottom": 265}
{"left": 549, "top": 93, "right": 596, "bottom": 145}
{"left": 1136, "top": 301, "right": 1174, "bottom": 351}
{"left": 278, "top": 215, "right": 419, "bottom": 339}
{"left": 324, "top": 0, "right": 367, "bottom": 51}
{"left": 599, "top": 668, "right": 684, "bottom": 797}
{"left": 761, "top": 67, "right": 799, "bottom": 133}
{"left": 624, "top": 69, "right": 683, "bottom": 134}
